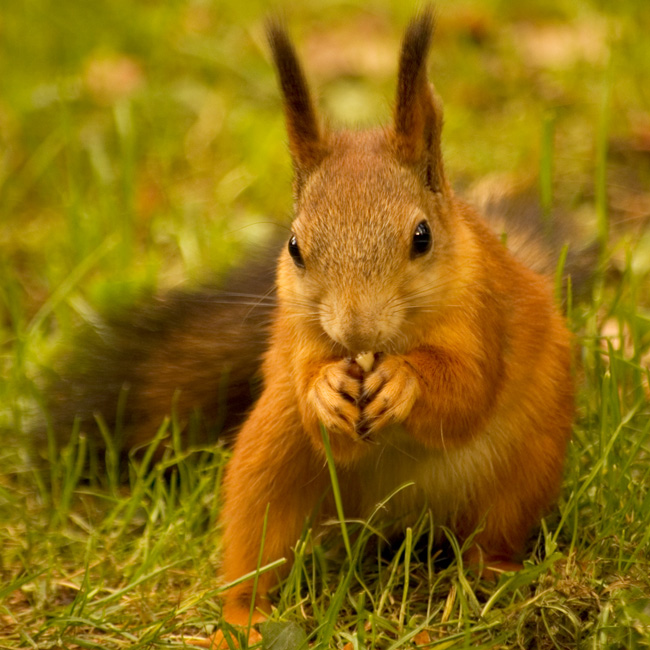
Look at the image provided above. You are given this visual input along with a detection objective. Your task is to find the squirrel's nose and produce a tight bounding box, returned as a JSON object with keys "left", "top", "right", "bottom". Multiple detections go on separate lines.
{"left": 339, "top": 327, "right": 378, "bottom": 356}
{"left": 320, "top": 304, "right": 384, "bottom": 355}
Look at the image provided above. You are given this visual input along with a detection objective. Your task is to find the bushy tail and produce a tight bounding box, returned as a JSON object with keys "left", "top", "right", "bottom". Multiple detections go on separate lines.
{"left": 39, "top": 254, "right": 278, "bottom": 460}
{"left": 469, "top": 180, "right": 598, "bottom": 302}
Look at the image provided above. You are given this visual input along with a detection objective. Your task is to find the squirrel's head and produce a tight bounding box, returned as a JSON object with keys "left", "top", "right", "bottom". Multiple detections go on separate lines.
{"left": 269, "top": 10, "right": 469, "bottom": 356}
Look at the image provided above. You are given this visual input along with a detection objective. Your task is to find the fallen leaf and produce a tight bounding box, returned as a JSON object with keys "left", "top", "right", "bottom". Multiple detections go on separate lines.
{"left": 261, "top": 621, "right": 308, "bottom": 650}
{"left": 414, "top": 629, "right": 432, "bottom": 646}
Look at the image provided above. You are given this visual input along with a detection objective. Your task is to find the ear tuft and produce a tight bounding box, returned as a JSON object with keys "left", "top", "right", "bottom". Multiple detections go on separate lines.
{"left": 393, "top": 8, "right": 446, "bottom": 193}
{"left": 266, "top": 19, "right": 326, "bottom": 193}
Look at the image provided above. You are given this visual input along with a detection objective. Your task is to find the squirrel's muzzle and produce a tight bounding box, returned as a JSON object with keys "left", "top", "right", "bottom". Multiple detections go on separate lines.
{"left": 319, "top": 293, "right": 401, "bottom": 355}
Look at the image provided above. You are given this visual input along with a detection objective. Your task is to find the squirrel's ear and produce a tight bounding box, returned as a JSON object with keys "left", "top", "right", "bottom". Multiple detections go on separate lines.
{"left": 392, "top": 9, "right": 446, "bottom": 193}
{"left": 267, "top": 19, "right": 326, "bottom": 194}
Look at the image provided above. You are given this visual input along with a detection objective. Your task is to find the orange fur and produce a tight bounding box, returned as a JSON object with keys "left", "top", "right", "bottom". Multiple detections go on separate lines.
{"left": 216, "top": 9, "right": 574, "bottom": 637}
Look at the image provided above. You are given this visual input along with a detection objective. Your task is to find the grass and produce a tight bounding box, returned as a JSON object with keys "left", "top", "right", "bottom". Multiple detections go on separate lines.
{"left": 2, "top": 0, "right": 650, "bottom": 648}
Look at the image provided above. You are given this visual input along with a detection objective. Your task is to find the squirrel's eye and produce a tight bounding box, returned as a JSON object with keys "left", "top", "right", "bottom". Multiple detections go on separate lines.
{"left": 288, "top": 234, "right": 305, "bottom": 268}
{"left": 411, "top": 220, "right": 432, "bottom": 257}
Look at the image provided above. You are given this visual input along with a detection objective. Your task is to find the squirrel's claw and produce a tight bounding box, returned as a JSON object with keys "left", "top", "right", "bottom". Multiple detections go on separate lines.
{"left": 308, "top": 360, "right": 362, "bottom": 438}
{"left": 360, "top": 356, "right": 420, "bottom": 433}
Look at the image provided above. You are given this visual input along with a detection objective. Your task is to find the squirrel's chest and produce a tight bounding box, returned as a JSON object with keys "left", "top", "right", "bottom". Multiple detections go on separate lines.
{"left": 353, "top": 424, "right": 500, "bottom": 527}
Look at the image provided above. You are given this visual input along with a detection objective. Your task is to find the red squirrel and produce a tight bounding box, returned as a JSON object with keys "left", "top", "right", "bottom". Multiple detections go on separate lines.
{"left": 215, "top": 8, "right": 574, "bottom": 635}
{"left": 45, "top": 9, "right": 574, "bottom": 645}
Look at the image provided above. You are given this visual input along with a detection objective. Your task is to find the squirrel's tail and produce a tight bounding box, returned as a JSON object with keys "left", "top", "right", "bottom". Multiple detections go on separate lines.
{"left": 468, "top": 179, "right": 599, "bottom": 302}
{"left": 38, "top": 254, "right": 278, "bottom": 460}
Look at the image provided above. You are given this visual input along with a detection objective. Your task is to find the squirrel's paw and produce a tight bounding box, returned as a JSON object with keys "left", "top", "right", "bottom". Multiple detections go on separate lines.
{"left": 464, "top": 544, "right": 523, "bottom": 580}
{"left": 309, "top": 360, "right": 362, "bottom": 439}
{"left": 360, "top": 355, "right": 420, "bottom": 434}
{"left": 187, "top": 602, "right": 265, "bottom": 648}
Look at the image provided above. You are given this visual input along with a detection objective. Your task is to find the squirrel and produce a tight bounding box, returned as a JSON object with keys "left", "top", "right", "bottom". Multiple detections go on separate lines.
{"left": 215, "top": 9, "right": 574, "bottom": 633}
{"left": 43, "top": 8, "right": 575, "bottom": 644}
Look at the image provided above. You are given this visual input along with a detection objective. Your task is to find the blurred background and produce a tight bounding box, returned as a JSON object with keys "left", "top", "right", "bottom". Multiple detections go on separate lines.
{"left": 0, "top": 0, "right": 649, "bottom": 450}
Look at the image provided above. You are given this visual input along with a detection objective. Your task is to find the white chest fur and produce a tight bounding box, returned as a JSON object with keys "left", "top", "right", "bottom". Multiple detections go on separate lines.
{"left": 355, "top": 424, "right": 504, "bottom": 532}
